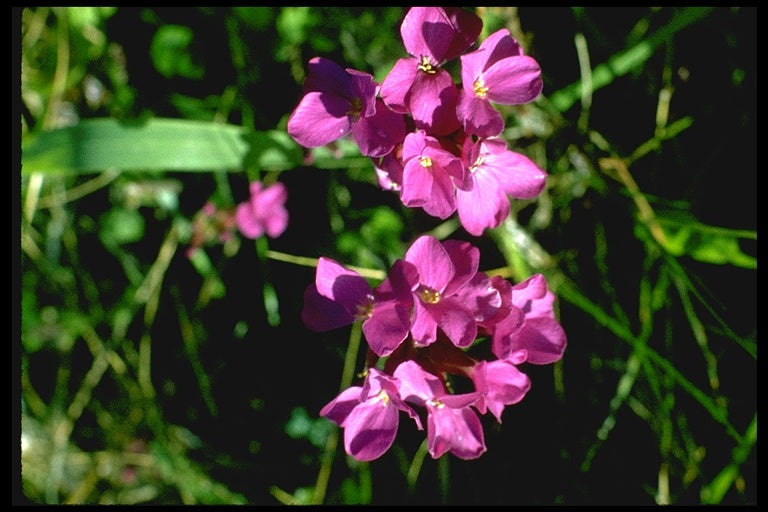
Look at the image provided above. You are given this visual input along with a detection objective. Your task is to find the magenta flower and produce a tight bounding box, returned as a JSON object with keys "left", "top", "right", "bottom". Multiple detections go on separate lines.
{"left": 235, "top": 181, "right": 289, "bottom": 239}
{"left": 301, "top": 257, "right": 415, "bottom": 357}
{"left": 380, "top": 7, "right": 482, "bottom": 135}
{"left": 405, "top": 235, "right": 480, "bottom": 348}
{"left": 320, "top": 368, "right": 422, "bottom": 462}
{"left": 287, "top": 57, "right": 378, "bottom": 151}
{"left": 400, "top": 130, "right": 466, "bottom": 219}
{"left": 492, "top": 273, "right": 568, "bottom": 364}
{"left": 469, "top": 359, "right": 531, "bottom": 423}
{"left": 394, "top": 360, "right": 486, "bottom": 460}
{"left": 456, "top": 137, "right": 547, "bottom": 236}
{"left": 352, "top": 98, "right": 408, "bottom": 158}
{"left": 457, "top": 29, "right": 544, "bottom": 138}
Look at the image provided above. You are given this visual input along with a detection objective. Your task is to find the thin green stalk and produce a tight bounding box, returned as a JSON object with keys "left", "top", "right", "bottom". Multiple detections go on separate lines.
{"left": 312, "top": 322, "right": 364, "bottom": 505}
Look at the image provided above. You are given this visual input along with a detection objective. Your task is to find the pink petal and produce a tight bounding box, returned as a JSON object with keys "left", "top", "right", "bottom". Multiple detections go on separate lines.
{"left": 483, "top": 55, "right": 543, "bottom": 105}
{"left": 405, "top": 235, "right": 455, "bottom": 292}
{"left": 287, "top": 92, "right": 353, "bottom": 147}
{"left": 315, "top": 257, "right": 372, "bottom": 312}
{"left": 456, "top": 169, "right": 510, "bottom": 236}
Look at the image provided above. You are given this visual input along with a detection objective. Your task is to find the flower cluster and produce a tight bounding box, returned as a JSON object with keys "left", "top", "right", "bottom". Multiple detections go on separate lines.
{"left": 287, "top": 7, "right": 547, "bottom": 236}
{"left": 303, "top": 235, "right": 566, "bottom": 460}
{"left": 186, "top": 180, "right": 288, "bottom": 257}
{"left": 289, "top": 7, "right": 566, "bottom": 462}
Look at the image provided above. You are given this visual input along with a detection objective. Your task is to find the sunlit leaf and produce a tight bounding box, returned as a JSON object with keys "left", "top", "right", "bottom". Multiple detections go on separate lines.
{"left": 22, "top": 118, "right": 251, "bottom": 175}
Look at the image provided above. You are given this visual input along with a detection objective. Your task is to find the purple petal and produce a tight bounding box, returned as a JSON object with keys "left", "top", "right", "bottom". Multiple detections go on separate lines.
{"left": 393, "top": 360, "right": 445, "bottom": 405}
{"left": 510, "top": 273, "right": 552, "bottom": 315}
{"left": 235, "top": 201, "right": 265, "bottom": 239}
{"left": 352, "top": 99, "right": 407, "bottom": 157}
{"left": 301, "top": 284, "right": 355, "bottom": 331}
{"left": 408, "top": 70, "right": 460, "bottom": 135}
{"left": 287, "top": 91, "right": 353, "bottom": 147}
{"left": 319, "top": 386, "right": 363, "bottom": 425}
{"left": 362, "top": 301, "right": 411, "bottom": 357}
{"left": 400, "top": 7, "right": 454, "bottom": 64}
{"left": 511, "top": 317, "right": 567, "bottom": 365}
{"left": 441, "top": 239, "right": 480, "bottom": 295}
{"left": 471, "top": 359, "right": 531, "bottom": 422}
{"left": 315, "top": 257, "right": 372, "bottom": 314}
{"left": 343, "top": 398, "right": 400, "bottom": 461}
{"left": 380, "top": 58, "right": 418, "bottom": 114}
{"left": 427, "top": 405, "right": 486, "bottom": 460}
{"left": 442, "top": 7, "right": 483, "bottom": 61}
{"left": 430, "top": 298, "right": 477, "bottom": 348}
{"left": 485, "top": 147, "right": 547, "bottom": 199}
{"left": 303, "top": 57, "right": 352, "bottom": 96}
{"left": 410, "top": 299, "right": 439, "bottom": 346}
{"left": 456, "top": 168, "right": 510, "bottom": 236}
{"left": 405, "top": 235, "right": 455, "bottom": 292}
{"left": 456, "top": 91, "right": 505, "bottom": 138}
{"left": 483, "top": 55, "right": 543, "bottom": 105}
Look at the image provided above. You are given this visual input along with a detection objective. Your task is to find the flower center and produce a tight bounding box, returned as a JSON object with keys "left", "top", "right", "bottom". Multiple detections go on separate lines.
{"left": 347, "top": 97, "right": 363, "bottom": 119}
{"left": 418, "top": 286, "right": 441, "bottom": 304}
{"left": 354, "top": 294, "right": 375, "bottom": 321}
{"left": 427, "top": 397, "right": 445, "bottom": 409}
{"left": 373, "top": 389, "right": 390, "bottom": 406}
{"left": 469, "top": 156, "right": 485, "bottom": 174}
{"left": 473, "top": 78, "right": 489, "bottom": 99}
{"left": 419, "top": 156, "right": 433, "bottom": 168}
{"left": 417, "top": 55, "right": 436, "bottom": 75}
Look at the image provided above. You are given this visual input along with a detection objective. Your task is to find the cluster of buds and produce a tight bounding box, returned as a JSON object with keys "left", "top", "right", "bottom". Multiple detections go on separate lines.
{"left": 289, "top": 7, "right": 566, "bottom": 461}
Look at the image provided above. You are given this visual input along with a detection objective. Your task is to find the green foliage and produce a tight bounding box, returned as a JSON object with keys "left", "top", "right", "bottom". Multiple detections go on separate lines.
{"left": 18, "top": 6, "right": 755, "bottom": 506}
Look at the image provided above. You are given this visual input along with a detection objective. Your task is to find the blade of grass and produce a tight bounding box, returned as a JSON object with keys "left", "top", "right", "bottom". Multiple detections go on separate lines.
{"left": 548, "top": 7, "right": 714, "bottom": 113}
{"left": 700, "top": 413, "right": 756, "bottom": 504}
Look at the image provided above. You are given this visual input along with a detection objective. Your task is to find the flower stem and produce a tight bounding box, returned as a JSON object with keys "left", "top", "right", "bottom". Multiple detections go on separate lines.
{"left": 312, "top": 322, "right": 364, "bottom": 504}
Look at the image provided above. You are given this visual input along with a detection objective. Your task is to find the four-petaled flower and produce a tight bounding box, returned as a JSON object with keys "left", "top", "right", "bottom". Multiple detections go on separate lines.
{"left": 457, "top": 28, "right": 544, "bottom": 138}
{"left": 235, "top": 181, "right": 289, "bottom": 240}
{"left": 321, "top": 368, "right": 423, "bottom": 461}
{"left": 380, "top": 7, "right": 482, "bottom": 135}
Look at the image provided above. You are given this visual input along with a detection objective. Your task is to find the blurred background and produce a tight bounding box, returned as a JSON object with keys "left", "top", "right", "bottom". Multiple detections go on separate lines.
{"left": 17, "top": 7, "right": 755, "bottom": 505}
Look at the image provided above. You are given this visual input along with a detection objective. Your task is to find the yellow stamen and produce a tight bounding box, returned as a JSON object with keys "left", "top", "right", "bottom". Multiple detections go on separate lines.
{"left": 427, "top": 398, "right": 445, "bottom": 409}
{"left": 473, "top": 78, "right": 489, "bottom": 99}
{"left": 354, "top": 295, "right": 375, "bottom": 321}
{"left": 419, "top": 286, "right": 441, "bottom": 304}
{"left": 417, "top": 55, "right": 437, "bottom": 75}
{"left": 374, "top": 389, "right": 390, "bottom": 406}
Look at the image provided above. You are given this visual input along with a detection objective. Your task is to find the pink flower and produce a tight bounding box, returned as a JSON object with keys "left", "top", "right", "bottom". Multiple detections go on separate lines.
{"left": 456, "top": 137, "right": 547, "bottom": 236}
{"left": 380, "top": 7, "right": 482, "bottom": 135}
{"left": 469, "top": 359, "right": 531, "bottom": 423}
{"left": 400, "top": 130, "right": 466, "bottom": 219}
{"left": 405, "top": 235, "right": 480, "bottom": 348}
{"left": 287, "top": 57, "right": 378, "bottom": 150}
{"left": 320, "top": 368, "right": 422, "bottom": 462}
{"left": 301, "top": 257, "right": 415, "bottom": 357}
{"left": 457, "top": 29, "right": 543, "bottom": 138}
{"left": 235, "top": 181, "right": 289, "bottom": 239}
{"left": 394, "top": 360, "right": 486, "bottom": 460}
{"left": 492, "top": 273, "right": 568, "bottom": 364}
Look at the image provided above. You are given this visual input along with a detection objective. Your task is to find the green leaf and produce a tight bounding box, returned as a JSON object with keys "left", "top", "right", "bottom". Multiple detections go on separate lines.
{"left": 150, "top": 24, "right": 204, "bottom": 79}
{"left": 22, "top": 118, "right": 251, "bottom": 175}
{"left": 657, "top": 214, "right": 756, "bottom": 269}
